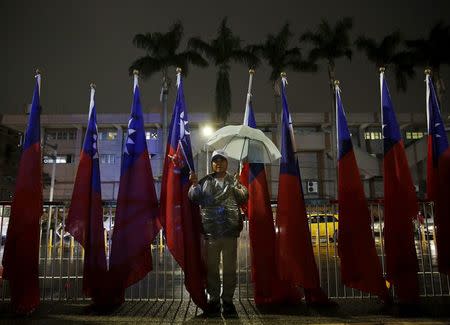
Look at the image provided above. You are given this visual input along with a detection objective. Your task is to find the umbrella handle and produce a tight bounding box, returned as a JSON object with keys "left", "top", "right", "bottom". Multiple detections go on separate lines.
{"left": 238, "top": 137, "right": 247, "bottom": 162}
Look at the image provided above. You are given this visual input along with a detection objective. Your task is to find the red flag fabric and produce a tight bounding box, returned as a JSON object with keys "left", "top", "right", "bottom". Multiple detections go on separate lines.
{"left": 381, "top": 73, "right": 419, "bottom": 303}
{"left": 276, "top": 76, "right": 329, "bottom": 304}
{"left": 108, "top": 75, "right": 160, "bottom": 305}
{"left": 426, "top": 135, "right": 438, "bottom": 201}
{"left": 435, "top": 151, "right": 450, "bottom": 274}
{"left": 241, "top": 100, "right": 300, "bottom": 304}
{"left": 426, "top": 74, "right": 450, "bottom": 274}
{"left": 239, "top": 162, "right": 249, "bottom": 216}
{"left": 2, "top": 73, "right": 43, "bottom": 314}
{"left": 335, "top": 85, "right": 389, "bottom": 301}
{"left": 66, "top": 87, "right": 108, "bottom": 305}
{"left": 159, "top": 74, "right": 207, "bottom": 310}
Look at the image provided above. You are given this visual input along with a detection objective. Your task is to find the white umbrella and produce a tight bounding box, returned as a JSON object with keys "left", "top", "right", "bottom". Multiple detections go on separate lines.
{"left": 206, "top": 125, "right": 281, "bottom": 163}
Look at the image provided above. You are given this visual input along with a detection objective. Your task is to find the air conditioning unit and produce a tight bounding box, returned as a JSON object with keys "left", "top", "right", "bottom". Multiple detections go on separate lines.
{"left": 307, "top": 180, "right": 319, "bottom": 194}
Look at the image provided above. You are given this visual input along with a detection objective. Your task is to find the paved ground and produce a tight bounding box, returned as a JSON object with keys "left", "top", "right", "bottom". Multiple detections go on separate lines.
{"left": 1, "top": 297, "right": 450, "bottom": 324}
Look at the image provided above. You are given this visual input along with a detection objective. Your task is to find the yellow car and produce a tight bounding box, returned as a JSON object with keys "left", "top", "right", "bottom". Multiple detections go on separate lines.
{"left": 308, "top": 213, "right": 339, "bottom": 243}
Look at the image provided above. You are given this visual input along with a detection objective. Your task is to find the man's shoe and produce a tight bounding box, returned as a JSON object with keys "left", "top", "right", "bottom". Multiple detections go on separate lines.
{"left": 205, "top": 300, "right": 221, "bottom": 316}
{"left": 222, "top": 301, "right": 237, "bottom": 316}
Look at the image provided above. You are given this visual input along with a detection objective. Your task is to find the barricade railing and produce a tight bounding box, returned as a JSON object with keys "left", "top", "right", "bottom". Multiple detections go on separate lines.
{"left": 0, "top": 200, "right": 449, "bottom": 302}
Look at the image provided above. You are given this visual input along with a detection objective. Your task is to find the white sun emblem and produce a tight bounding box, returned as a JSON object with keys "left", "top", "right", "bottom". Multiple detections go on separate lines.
{"left": 124, "top": 117, "right": 137, "bottom": 155}
{"left": 179, "top": 111, "right": 190, "bottom": 140}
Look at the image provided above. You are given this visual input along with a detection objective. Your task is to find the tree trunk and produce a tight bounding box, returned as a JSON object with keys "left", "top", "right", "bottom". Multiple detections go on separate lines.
{"left": 273, "top": 79, "right": 281, "bottom": 147}
{"left": 216, "top": 67, "right": 231, "bottom": 125}
{"left": 161, "top": 70, "right": 170, "bottom": 158}
{"left": 327, "top": 62, "right": 337, "bottom": 199}
{"left": 434, "top": 68, "right": 445, "bottom": 107}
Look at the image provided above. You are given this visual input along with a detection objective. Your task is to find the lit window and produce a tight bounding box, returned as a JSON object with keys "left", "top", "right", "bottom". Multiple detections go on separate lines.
{"left": 364, "top": 131, "right": 382, "bottom": 140}
{"left": 100, "top": 154, "right": 115, "bottom": 164}
{"left": 405, "top": 131, "right": 424, "bottom": 140}
{"left": 43, "top": 155, "right": 73, "bottom": 164}
{"left": 98, "top": 129, "right": 118, "bottom": 141}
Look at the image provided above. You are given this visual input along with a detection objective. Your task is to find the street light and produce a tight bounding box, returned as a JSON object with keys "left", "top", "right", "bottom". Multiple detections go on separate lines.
{"left": 201, "top": 125, "right": 214, "bottom": 137}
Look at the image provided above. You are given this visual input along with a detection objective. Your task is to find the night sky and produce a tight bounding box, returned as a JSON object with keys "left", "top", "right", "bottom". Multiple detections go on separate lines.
{"left": 2, "top": 0, "right": 450, "bottom": 119}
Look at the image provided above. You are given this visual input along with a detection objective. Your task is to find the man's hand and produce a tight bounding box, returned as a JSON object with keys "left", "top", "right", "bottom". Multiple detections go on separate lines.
{"left": 189, "top": 172, "right": 198, "bottom": 185}
{"left": 233, "top": 173, "right": 241, "bottom": 186}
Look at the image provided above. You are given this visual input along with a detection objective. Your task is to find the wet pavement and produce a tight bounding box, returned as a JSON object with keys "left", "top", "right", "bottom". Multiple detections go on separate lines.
{"left": 1, "top": 297, "right": 450, "bottom": 324}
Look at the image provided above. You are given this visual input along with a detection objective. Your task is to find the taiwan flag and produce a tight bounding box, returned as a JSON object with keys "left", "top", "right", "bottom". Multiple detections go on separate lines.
{"left": 335, "top": 83, "right": 388, "bottom": 301}
{"left": 2, "top": 72, "right": 43, "bottom": 314}
{"left": 276, "top": 75, "right": 328, "bottom": 304}
{"left": 66, "top": 85, "right": 108, "bottom": 305}
{"left": 381, "top": 71, "right": 419, "bottom": 303}
{"left": 240, "top": 94, "right": 300, "bottom": 304}
{"left": 108, "top": 72, "right": 160, "bottom": 305}
{"left": 159, "top": 72, "right": 207, "bottom": 310}
{"left": 426, "top": 74, "right": 450, "bottom": 275}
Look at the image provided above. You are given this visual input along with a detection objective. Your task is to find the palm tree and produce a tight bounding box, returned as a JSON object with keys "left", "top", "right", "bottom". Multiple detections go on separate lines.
{"left": 251, "top": 23, "right": 317, "bottom": 145}
{"left": 129, "top": 20, "right": 208, "bottom": 151}
{"left": 300, "top": 17, "right": 353, "bottom": 88}
{"left": 300, "top": 17, "right": 354, "bottom": 198}
{"left": 355, "top": 31, "right": 415, "bottom": 91}
{"left": 406, "top": 22, "right": 450, "bottom": 103}
{"left": 256, "top": 23, "right": 317, "bottom": 102}
{"left": 188, "top": 18, "right": 257, "bottom": 123}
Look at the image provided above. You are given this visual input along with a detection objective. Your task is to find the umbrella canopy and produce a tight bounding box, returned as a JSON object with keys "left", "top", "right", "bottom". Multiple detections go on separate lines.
{"left": 206, "top": 125, "right": 281, "bottom": 163}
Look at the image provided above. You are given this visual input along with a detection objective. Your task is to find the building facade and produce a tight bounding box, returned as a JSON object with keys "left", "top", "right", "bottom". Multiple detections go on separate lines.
{"left": 1, "top": 111, "right": 435, "bottom": 202}
{"left": 0, "top": 124, "right": 22, "bottom": 200}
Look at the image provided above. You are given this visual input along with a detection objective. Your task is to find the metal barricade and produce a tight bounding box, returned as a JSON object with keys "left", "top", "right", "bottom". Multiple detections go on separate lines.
{"left": 0, "top": 200, "right": 449, "bottom": 302}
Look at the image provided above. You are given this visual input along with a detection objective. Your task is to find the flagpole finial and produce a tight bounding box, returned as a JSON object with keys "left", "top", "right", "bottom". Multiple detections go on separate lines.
{"left": 379, "top": 67, "right": 386, "bottom": 73}
{"left": 424, "top": 68, "right": 432, "bottom": 76}
{"left": 133, "top": 69, "right": 139, "bottom": 76}
{"left": 176, "top": 67, "right": 182, "bottom": 74}
{"left": 280, "top": 72, "right": 287, "bottom": 78}
{"left": 249, "top": 69, "right": 255, "bottom": 75}
{"left": 90, "top": 83, "right": 96, "bottom": 89}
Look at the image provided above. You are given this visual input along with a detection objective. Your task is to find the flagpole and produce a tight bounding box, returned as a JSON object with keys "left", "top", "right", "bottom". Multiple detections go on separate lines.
{"left": 379, "top": 67, "right": 385, "bottom": 154}
{"left": 334, "top": 80, "right": 340, "bottom": 162}
{"left": 36, "top": 69, "right": 41, "bottom": 96}
{"left": 133, "top": 69, "right": 139, "bottom": 91}
{"left": 89, "top": 83, "right": 96, "bottom": 120}
{"left": 280, "top": 72, "right": 297, "bottom": 152}
{"left": 176, "top": 67, "right": 182, "bottom": 88}
{"left": 425, "top": 69, "right": 432, "bottom": 135}
{"left": 241, "top": 69, "right": 255, "bottom": 174}
{"left": 243, "top": 69, "right": 255, "bottom": 125}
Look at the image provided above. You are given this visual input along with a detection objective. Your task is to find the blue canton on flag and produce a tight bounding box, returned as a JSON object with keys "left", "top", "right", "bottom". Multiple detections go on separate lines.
{"left": 427, "top": 75, "right": 449, "bottom": 164}
{"left": 83, "top": 87, "right": 101, "bottom": 193}
{"left": 381, "top": 76, "right": 402, "bottom": 153}
{"left": 122, "top": 77, "right": 148, "bottom": 173}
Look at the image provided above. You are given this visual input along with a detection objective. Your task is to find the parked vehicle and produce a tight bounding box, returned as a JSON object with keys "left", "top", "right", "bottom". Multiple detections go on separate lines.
{"left": 308, "top": 213, "right": 339, "bottom": 243}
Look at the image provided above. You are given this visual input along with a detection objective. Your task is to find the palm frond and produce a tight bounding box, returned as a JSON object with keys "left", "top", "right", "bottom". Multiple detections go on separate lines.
{"left": 128, "top": 56, "right": 162, "bottom": 79}
{"left": 244, "top": 44, "right": 263, "bottom": 69}
{"left": 182, "top": 51, "right": 209, "bottom": 68}
{"left": 187, "top": 37, "right": 215, "bottom": 59}
{"left": 300, "top": 30, "right": 322, "bottom": 44}
{"left": 133, "top": 33, "right": 153, "bottom": 51}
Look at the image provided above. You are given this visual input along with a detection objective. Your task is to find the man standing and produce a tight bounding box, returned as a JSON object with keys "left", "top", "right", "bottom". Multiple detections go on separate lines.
{"left": 188, "top": 149, "right": 248, "bottom": 315}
